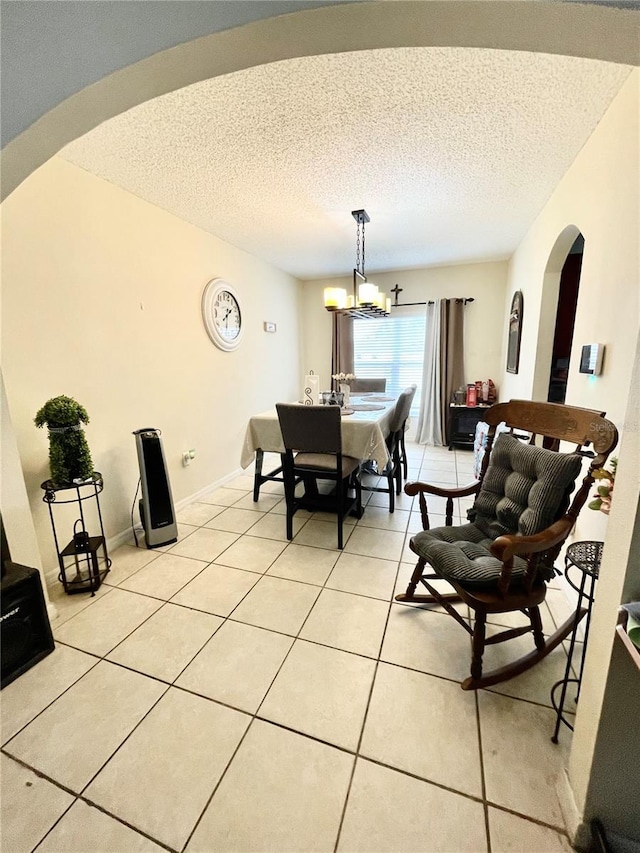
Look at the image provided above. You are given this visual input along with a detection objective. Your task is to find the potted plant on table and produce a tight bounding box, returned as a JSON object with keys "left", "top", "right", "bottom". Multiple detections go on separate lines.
{"left": 34, "top": 395, "right": 94, "bottom": 486}
{"left": 331, "top": 372, "right": 355, "bottom": 405}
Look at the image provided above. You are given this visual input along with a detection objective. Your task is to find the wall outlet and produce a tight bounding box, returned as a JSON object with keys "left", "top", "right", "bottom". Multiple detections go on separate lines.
{"left": 263, "top": 321, "right": 277, "bottom": 333}
{"left": 182, "top": 451, "right": 191, "bottom": 466}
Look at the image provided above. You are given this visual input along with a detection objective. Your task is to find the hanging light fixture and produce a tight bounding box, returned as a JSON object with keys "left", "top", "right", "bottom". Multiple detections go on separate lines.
{"left": 324, "top": 209, "right": 391, "bottom": 318}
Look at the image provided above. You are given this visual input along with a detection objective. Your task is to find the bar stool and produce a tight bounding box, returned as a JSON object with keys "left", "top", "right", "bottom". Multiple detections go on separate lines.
{"left": 551, "top": 540, "right": 603, "bottom": 743}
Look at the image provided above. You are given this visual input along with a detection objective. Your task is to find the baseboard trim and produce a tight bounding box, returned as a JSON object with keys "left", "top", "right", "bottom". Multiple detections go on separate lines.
{"left": 557, "top": 767, "right": 586, "bottom": 848}
{"left": 44, "top": 466, "right": 247, "bottom": 588}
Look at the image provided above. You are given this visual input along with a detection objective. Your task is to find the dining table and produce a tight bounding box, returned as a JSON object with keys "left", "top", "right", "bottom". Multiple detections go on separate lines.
{"left": 240, "top": 393, "right": 399, "bottom": 501}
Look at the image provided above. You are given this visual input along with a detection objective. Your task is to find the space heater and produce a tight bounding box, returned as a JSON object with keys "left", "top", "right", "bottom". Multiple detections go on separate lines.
{"left": 133, "top": 428, "right": 178, "bottom": 548}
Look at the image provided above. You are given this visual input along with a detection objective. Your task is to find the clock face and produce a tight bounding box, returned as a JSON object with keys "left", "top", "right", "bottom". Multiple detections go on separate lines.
{"left": 202, "top": 279, "right": 244, "bottom": 351}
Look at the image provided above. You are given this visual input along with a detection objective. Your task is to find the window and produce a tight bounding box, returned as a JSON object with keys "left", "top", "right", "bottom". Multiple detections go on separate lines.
{"left": 353, "top": 309, "right": 425, "bottom": 415}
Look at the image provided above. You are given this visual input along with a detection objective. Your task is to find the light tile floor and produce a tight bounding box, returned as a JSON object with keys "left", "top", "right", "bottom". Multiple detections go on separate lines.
{"left": 1, "top": 441, "right": 579, "bottom": 853}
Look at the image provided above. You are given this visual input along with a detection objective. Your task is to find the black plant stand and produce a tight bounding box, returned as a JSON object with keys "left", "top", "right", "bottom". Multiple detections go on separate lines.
{"left": 41, "top": 473, "right": 111, "bottom": 595}
{"left": 551, "top": 540, "right": 603, "bottom": 742}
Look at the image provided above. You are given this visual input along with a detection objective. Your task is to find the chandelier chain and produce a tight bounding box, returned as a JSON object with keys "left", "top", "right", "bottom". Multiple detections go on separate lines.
{"left": 362, "top": 218, "right": 366, "bottom": 278}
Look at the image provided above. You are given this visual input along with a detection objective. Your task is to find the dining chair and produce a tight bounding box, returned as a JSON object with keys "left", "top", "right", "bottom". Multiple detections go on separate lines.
{"left": 395, "top": 399, "right": 618, "bottom": 690}
{"left": 350, "top": 377, "right": 387, "bottom": 393}
{"left": 275, "top": 404, "right": 363, "bottom": 549}
{"left": 361, "top": 385, "right": 417, "bottom": 513}
{"left": 398, "top": 383, "right": 417, "bottom": 480}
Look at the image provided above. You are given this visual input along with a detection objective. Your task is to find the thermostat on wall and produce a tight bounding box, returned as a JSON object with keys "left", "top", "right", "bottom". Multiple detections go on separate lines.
{"left": 579, "top": 343, "right": 604, "bottom": 375}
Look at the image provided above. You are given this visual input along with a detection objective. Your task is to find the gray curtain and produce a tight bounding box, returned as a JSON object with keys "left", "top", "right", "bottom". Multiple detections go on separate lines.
{"left": 416, "top": 303, "right": 442, "bottom": 444}
{"left": 417, "top": 298, "right": 465, "bottom": 446}
{"left": 439, "top": 299, "right": 465, "bottom": 443}
{"left": 331, "top": 313, "right": 354, "bottom": 388}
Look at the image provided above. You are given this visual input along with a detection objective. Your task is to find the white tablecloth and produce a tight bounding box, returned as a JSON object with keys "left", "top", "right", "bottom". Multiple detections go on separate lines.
{"left": 241, "top": 396, "right": 397, "bottom": 471}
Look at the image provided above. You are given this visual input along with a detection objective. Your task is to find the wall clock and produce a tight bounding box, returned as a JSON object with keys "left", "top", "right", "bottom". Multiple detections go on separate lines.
{"left": 201, "top": 278, "right": 244, "bottom": 351}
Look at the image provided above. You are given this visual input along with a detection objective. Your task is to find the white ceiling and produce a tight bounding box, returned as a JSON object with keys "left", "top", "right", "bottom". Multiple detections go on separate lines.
{"left": 59, "top": 47, "right": 631, "bottom": 280}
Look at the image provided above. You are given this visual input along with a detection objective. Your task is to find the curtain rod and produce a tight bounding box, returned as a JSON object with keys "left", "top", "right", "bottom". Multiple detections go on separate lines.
{"left": 390, "top": 297, "right": 475, "bottom": 308}
{"left": 389, "top": 286, "right": 473, "bottom": 308}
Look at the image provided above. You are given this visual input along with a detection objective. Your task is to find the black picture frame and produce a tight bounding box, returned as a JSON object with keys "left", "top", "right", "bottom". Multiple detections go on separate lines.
{"left": 506, "top": 290, "right": 523, "bottom": 374}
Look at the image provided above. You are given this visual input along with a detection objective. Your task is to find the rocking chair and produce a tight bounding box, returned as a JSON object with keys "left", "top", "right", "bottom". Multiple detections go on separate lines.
{"left": 395, "top": 400, "right": 618, "bottom": 690}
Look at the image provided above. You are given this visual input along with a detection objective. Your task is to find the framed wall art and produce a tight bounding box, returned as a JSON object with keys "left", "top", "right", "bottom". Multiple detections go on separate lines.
{"left": 506, "top": 290, "right": 523, "bottom": 374}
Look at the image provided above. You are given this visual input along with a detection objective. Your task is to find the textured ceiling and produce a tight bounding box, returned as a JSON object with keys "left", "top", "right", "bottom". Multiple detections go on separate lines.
{"left": 59, "top": 47, "right": 631, "bottom": 280}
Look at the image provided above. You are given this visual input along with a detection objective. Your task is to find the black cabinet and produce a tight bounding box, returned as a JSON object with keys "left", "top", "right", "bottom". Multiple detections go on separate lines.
{"left": 1, "top": 562, "right": 55, "bottom": 688}
{"left": 448, "top": 405, "right": 490, "bottom": 450}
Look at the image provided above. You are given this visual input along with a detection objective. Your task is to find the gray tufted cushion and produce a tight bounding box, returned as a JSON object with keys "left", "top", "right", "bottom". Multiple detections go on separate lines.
{"left": 410, "top": 434, "right": 582, "bottom": 588}
{"left": 411, "top": 524, "right": 527, "bottom": 587}
{"left": 470, "top": 433, "right": 582, "bottom": 539}
{"left": 412, "top": 523, "right": 529, "bottom": 586}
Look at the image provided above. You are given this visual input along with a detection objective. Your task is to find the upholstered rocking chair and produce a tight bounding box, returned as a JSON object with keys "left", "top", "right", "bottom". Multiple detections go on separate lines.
{"left": 396, "top": 400, "right": 618, "bottom": 690}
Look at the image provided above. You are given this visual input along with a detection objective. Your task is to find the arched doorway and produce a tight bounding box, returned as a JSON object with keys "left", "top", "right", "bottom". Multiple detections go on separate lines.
{"left": 547, "top": 233, "right": 584, "bottom": 403}
{"left": 531, "top": 225, "right": 583, "bottom": 402}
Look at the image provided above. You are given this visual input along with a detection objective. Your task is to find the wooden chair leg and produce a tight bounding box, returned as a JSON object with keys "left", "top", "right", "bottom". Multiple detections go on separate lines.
{"left": 461, "top": 609, "right": 587, "bottom": 691}
{"left": 337, "top": 475, "right": 345, "bottom": 550}
{"left": 401, "top": 431, "right": 408, "bottom": 480}
{"left": 470, "top": 611, "right": 486, "bottom": 682}
{"left": 353, "top": 472, "right": 363, "bottom": 518}
{"left": 529, "top": 605, "right": 546, "bottom": 650}
{"left": 395, "top": 558, "right": 462, "bottom": 604}
{"left": 395, "top": 467, "right": 402, "bottom": 496}
{"left": 253, "top": 449, "right": 264, "bottom": 501}
{"left": 282, "top": 457, "right": 295, "bottom": 541}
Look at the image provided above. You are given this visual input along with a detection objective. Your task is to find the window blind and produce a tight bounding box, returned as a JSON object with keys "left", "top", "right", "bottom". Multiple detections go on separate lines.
{"left": 353, "top": 309, "right": 425, "bottom": 415}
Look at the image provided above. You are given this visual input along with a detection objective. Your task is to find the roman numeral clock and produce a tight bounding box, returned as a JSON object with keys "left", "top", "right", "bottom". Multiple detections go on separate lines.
{"left": 201, "top": 279, "right": 244, "bottom": 351}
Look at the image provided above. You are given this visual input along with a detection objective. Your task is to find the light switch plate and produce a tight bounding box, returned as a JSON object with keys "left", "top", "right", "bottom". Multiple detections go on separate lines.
{"left": 263, "top": 321, "right": 277, "bottom": 333}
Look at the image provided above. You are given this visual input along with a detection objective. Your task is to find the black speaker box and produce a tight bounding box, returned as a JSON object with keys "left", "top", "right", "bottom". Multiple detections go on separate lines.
{"left": 1, "top": 562, "right": 55, "bottom": 690}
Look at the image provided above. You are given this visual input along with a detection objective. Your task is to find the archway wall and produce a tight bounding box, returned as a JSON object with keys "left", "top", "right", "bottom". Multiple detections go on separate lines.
{"left": 2, "top": 0, "right": 640, "bottom": 201}
{"left": 498, "top": 69, "right": 639, "bottom": 827}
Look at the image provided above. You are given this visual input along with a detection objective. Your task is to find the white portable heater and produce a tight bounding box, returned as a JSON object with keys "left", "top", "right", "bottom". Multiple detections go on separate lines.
{"left": 133, "top": 428, "right": 177, "bottom": 548}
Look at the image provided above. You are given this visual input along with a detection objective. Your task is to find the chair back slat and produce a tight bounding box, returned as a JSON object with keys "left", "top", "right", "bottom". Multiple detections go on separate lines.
{"left": 484, "top": 400, "right": 613, "bottom": 455}
{"left": 276, "top": 403, "right": 342, "bottom": 454}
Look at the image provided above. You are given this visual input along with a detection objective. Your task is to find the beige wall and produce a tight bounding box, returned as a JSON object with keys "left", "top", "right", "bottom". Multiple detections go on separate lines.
{"left": 500, "top": 71, "right": 639, "bottom": 432}
{"left": 497, "top": 71, "right": 639, "bottom": 837}
{"left": 301, "top": 261, "right": 509, "bottom": 392}
{"left": 1, "top": 156, "right": 303, "bottom": 573}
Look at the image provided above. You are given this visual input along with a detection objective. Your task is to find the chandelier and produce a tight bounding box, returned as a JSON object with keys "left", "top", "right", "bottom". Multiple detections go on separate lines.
{"left": 324, "top": 210, "right": 391, "bottom": 318}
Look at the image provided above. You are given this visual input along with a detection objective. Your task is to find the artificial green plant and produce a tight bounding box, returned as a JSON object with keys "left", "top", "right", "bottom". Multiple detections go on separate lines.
{"left": 34, "top": 395, "right": 94, "bottom": 486}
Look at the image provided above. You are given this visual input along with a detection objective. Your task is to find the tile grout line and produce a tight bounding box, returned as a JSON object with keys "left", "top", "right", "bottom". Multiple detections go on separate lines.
{"left": 332, "top": 549, "right": 406, "bottom": 853}
{"left": 475, "top": 688, "right": 493, "bottom": 853}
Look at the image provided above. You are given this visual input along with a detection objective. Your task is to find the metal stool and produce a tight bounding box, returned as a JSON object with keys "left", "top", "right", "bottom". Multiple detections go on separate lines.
{"left": 551, "top": 540, "right": 603, "bottom": 743}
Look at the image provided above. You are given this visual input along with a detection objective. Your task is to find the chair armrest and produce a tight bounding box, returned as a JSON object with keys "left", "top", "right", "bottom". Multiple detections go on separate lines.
{"left": 405, "top": 480, "right": 480, "bottom": 529}
{"left": 490, "top": 517, "right": 574, "bottom": 562}
{"left": 404, "top": 481, "right": 480, "bottom": 499}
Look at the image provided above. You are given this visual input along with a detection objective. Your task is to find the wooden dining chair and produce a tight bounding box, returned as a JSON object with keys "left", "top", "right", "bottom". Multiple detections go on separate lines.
{"left": 396, "top": 399, "right": 618, "bottom": 690}
{"left": 361, "top": 385, "right": 417, "bottom": 513}
{"left": 276, "top": 404, "right": 363, "bottom": 549}
{"left": 350, "top": 377, "right": 387, "bottom": 392}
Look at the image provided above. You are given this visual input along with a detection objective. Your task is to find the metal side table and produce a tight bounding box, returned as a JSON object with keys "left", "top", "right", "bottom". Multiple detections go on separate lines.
{"left": 551, "top": 540, "right": 603, "bottom": 743}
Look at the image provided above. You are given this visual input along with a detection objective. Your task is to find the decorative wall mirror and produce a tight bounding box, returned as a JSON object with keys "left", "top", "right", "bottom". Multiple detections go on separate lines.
{"left": 506, "top": 290, "right": 523, "bottom": 374}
